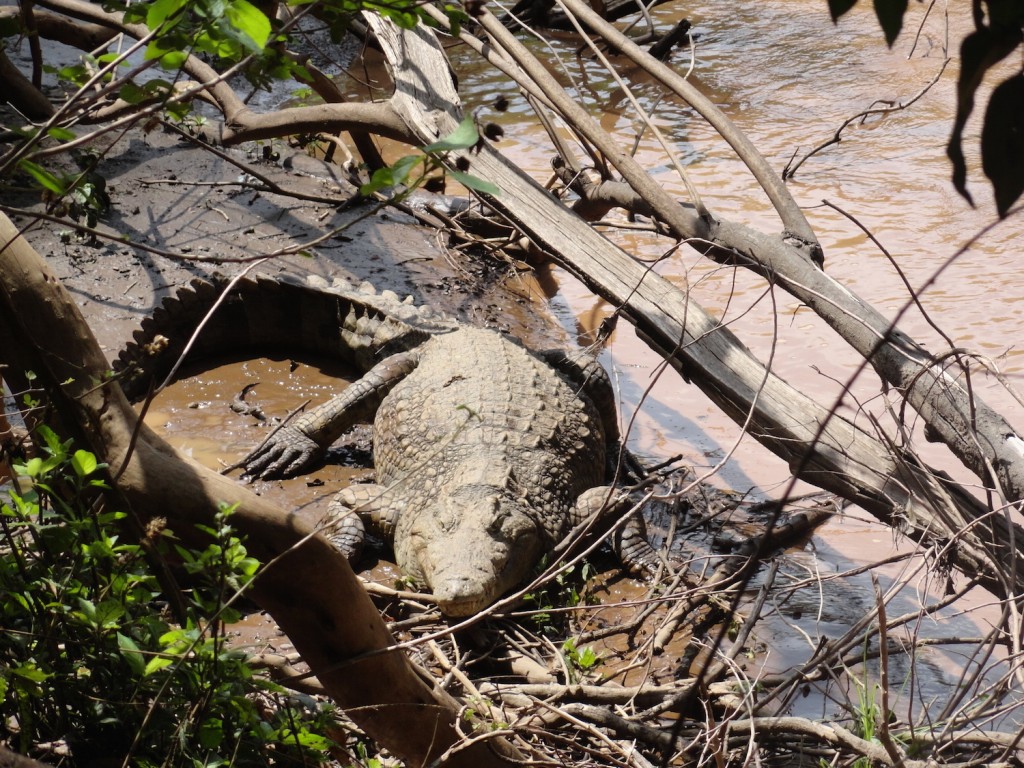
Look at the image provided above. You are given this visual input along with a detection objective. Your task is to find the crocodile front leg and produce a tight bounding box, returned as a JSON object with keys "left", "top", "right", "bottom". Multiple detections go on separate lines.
{"left": 243, "top": 351, "right": 419, "bottom": 478}
{"left": 325, "top": 483, "right": 402, "bottom": 563}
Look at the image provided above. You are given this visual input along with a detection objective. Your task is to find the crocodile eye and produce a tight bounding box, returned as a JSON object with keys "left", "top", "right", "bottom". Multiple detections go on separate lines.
{"left": 492, "top": 505, "right": 534, "bottom": 546}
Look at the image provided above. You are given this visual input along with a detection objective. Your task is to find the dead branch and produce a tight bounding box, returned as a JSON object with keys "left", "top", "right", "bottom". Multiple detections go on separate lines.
{"left": 374, "top": 11, "right": 1024, "bottom": 601}
{"left": 0, "top": 212, "right": 522, "bottom": 768}
{"left": 783, "top": 58, "right": 951, "bottom": 180}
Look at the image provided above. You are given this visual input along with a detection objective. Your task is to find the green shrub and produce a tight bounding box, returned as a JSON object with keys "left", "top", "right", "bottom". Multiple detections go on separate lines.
{"left": 0, "top": 426, "right": 334, "bottom": 766}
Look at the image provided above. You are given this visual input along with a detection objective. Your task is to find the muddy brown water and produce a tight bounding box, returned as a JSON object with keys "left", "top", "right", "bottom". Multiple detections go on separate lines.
{"left": 448, "top": 0, "right": 1022, "bottom": 705}
{"left": 141, "top": 0, "right": 1022, "bottom": 725}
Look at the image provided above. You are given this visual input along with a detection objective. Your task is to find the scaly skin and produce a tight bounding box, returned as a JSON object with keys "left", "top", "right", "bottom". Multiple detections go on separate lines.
{"left": 115, "top": 273, "right": 657, "bottom": 616}
{"left": 244, "top": 326, "right": 654, "bottom": 616}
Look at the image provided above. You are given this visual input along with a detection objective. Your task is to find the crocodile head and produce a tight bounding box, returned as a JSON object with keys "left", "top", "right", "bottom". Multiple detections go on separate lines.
{"left": 395, "top": 487, "right": 543, "bottom": 617}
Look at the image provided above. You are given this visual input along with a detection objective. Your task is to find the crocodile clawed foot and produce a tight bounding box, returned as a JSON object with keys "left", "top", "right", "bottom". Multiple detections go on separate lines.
{"left": 241, "top": 424, "right": 323, "bottom": 480}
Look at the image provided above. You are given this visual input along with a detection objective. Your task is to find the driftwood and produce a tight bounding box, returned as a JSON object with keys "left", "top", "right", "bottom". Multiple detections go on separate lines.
{"left": 0, "top": 215, "right": 521, "bottom": 768}
{"left": 364, "top": 12, "right": 1024, "bottom": 601}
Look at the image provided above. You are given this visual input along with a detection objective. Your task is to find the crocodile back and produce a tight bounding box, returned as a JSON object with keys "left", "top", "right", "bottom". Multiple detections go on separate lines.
{"left": 114, "top": 273, "right": 457, "bottom": 400}
{"left": 378, "top": 328, "right": 607, "bottom": 569}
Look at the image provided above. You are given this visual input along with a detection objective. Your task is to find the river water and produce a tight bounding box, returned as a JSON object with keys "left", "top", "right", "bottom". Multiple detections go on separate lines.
{"left": 438, "top": 0, "right": 1024, "bottom": 718}
{"left": 452, "top": 0, "right": 1023, "bottom": 499}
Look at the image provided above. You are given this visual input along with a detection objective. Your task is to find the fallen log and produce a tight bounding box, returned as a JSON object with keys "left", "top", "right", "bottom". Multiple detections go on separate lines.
{"left": 0, "top": 213, "right": 522, "bottom": 768}
{"left": 366, "top": 12, "right": 1024, "bottom": 600}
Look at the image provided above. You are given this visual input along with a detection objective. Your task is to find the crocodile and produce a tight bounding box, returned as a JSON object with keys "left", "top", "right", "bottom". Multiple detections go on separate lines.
{"left": 117, "top": 273, "right": 659, "bottom": 616}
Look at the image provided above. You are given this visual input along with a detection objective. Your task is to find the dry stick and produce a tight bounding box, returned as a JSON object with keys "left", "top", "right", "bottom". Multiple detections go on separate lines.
{"left": 0, "top": 21, "right": 156, "bottom": 174}
{"left": 651, "top": 505, "right": 830, "bottom": 653}
{"left": 906, "top": 0, "right": 940, "bottom": 59}
{"left": 539, "top": 699, "right": 652, "bottom": 762}
{"left": 762, "top": 574, "right": 983, "bottom": 717}
{"left": 782, "top": 58, "right": 950, "bottom": 180}
{"left": 722, "top": 718, "right": 940, "bottom": 768}
{"left": 872, "top": 573, "right": 909, "bottom": 768}
{"left": 721, "top": 559, "right": 778, "bottom": 667}
{"left": 555, "top": 704, "right": 946, "bottom": 768}
{"left": 492, "top": 0, "right": 1024, "bottom": 528}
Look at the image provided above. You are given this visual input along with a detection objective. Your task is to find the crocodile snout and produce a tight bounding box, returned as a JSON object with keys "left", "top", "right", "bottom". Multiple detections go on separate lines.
{"left": 431, "top": 575, "right": 495, "bottom": 617}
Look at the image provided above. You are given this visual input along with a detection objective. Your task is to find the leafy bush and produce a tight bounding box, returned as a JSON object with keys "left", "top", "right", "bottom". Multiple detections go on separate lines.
{"left": 0, "top": 426, "right": 334, "bottom": 767}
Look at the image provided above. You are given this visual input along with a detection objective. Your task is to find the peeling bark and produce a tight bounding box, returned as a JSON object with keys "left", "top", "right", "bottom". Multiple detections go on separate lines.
{"left": 367, "top": 12, "right": 1024, "bottom": 600}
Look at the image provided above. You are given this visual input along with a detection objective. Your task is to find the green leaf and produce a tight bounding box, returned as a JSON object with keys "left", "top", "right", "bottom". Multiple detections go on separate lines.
{"left": 446, "top": 168, "right": 500, "bottom": 196}
{"left": 423, "top": 116, "right": 480, "bottom": 153}
{"left": 18, "top": 159, "right": 66, "bottom": 195}
{"left": 872, "top": 0, "right": 906, "bottom": 46}
{"left": 46, "top": 126, "right": 76, "bottom": 142}
{"left": 95, "top": 599, "right": 126, "bottom": 629}
{"left": 76, "top": 597, "right": 98, "bottom": 623}
{"left": 145, "top": 37, "right": 189, "bottom": 69}
{"left": 982, "top": 72, "right": 1024, "bottom": 217}
{"left": 19, "top": 457, "right": 45, "bottom": 479}
{"left": 827, "top": 0, "right": 858, "bottom": 21}
{"left": 38, "top": 425, "right": 69, "bottom": 457}
{"left": 360, "top": 154, "right": 424, "bottom": 195}
{"left": 159, "top": 49, "right": 188, "bottom": 69}
{"left": 118, "top": 632, "right": 147, "bottom": 676}
{"left": 147, "top": 0, "right": 186, "bottom": 31}
{"left": 70, "top": 449, "right": 99, "bottom": 479}
{"left": 277, "top": 729, "right": 331, "bottom": 751}
{"left": 143, "top": 656, "right": 174, "bottom": 676}
{"left": 225, "top": 0, "right": 271, "bottom": 51}
{"left": 118, "top": 82, "right": 148, "bottom": 105}
{"left": 198, "top": 718, "right": 225, "bottom": 749}
{"left": 11, "top": 663, "right": 51, "bottom": 683}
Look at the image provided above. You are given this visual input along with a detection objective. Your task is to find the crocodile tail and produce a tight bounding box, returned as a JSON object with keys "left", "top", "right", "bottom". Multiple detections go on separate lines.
{"left": 114, "top": 272, "right": 456, "bottom": 401}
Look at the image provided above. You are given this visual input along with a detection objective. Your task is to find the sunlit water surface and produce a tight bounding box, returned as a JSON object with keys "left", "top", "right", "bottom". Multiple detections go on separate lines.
{"left": 443, "top": 0, "right": 1024, "bottom": 718}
